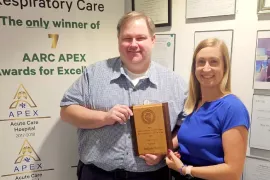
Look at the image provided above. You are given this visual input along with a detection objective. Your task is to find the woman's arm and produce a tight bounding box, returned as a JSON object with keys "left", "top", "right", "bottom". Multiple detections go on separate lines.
{"left": 186, "top": 126, "right": 248, "bottom": 180}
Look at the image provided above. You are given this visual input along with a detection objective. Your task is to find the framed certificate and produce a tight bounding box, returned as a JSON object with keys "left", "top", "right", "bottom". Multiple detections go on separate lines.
{"left": 244, "top": 156, "right": 270, "bottom": 180}
{"left": 151, "top": 34, "right": 176, "bottom": 71}
{"left": 258, "top": 0, "right": 270, "bottom": 14}
{"left": 130, "top": 103, "right": 172, "bottom": 155}
{"left": 186, "top": 0, "right": 236, "bottom": 19}
{"left": 249, "top": 95, "right": 270, "bottom": 150}
{"left": 131, "top": 0, "right": 171, "bottom": 27}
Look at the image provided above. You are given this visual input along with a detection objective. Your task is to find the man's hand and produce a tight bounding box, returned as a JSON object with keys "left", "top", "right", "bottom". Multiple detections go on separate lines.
{"left": 104, "top": 104, "right": 133, "bottom": 125}
{"left": 139, "top": 154, "right": 164, "bottom": 166}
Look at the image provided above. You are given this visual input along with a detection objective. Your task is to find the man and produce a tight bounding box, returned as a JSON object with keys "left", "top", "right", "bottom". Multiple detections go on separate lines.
{"left": 60, "top": 11, "right": 187, "bottom": 180}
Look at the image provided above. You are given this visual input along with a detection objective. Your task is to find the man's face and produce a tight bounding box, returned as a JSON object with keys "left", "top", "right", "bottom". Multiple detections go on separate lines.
{"left": 118, "top": 18, "right": 155, "bottom": 73}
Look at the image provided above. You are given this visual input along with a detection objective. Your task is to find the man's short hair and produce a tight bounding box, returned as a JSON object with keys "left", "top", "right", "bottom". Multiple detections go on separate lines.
{"left": 117, "top": 11, "right": 155, "bottom": 37}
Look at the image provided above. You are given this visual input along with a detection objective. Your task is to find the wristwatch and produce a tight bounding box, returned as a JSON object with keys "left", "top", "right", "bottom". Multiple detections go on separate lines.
{"left": 185, "top": 165, "right": 194, "bottom": 179}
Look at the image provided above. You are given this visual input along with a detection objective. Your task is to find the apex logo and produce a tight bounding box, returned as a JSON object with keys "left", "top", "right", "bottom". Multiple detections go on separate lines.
{"left": 1, "top": 139, "right": 55, "bottom": 178}
{"left": 15, "top": 139, "right": 41, "bottom": 164}
{"left": 10, "top": 84, "right": 37, "bottom": 109}
{"left": 14, "top": 139, "right": 42, "bottom": 173}
{"left": 8, "top": 84, "right": 39, "bottom": 120}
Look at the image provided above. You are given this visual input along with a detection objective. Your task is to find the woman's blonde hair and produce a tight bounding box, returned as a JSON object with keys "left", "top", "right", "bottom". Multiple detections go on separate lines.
{"left": 184, "top": 38, "right": 231, "bottom": 115}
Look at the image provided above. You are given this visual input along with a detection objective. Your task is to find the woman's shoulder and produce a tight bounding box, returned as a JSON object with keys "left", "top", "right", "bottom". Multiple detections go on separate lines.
{"left": 219, "top": 94, "right": 249, "bottom": 116}
{"left": 221, "top": 94, "right": 246, "bottom": 107}
{"left": 219, "top": 94, "right": 250, "bottom": 131}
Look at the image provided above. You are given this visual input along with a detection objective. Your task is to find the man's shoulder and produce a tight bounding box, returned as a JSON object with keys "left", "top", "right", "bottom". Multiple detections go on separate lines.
{"left": 86, "top": 56, "right": 120, "bottom": 71}
{"left": 152, "top": 62, "right": 185, "bottom": 81}
{"left": 151, "top": 61, "right": 187, "bottom": 92}
{"left": 151, "top": 61, "right": 176, "bottom": 76}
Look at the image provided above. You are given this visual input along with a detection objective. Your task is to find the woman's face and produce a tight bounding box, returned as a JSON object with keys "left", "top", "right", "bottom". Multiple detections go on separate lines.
{"left": 195, "top": 46, "right": 224, "bottom": 89}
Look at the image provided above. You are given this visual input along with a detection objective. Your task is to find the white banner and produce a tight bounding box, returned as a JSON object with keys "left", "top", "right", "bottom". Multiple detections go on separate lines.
{"left": 0, "top": 1, "right": 124, "bottom": 179}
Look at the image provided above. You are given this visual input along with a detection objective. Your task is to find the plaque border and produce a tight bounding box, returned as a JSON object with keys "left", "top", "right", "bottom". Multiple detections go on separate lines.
{"left": 130, "top": 102, "right": 173, "bottom": 155}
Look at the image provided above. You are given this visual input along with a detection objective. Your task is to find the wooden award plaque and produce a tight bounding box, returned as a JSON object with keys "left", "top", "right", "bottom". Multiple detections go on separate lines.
{"left": 130, "top": 102, "right": 172, "bottom": 155}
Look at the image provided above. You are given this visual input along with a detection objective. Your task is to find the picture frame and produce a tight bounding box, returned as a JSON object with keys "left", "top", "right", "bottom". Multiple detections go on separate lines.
{"left": 194, "top": 30, "right": 234, "bottom": 59}
{"left": 258, "top": 0, "right": 270, "bottom": 14}
{"left": 131, "top": 0, "right": 171, "bottom": 27}
{"left": 253, "top": 30, "right": 270, "bottom": 89}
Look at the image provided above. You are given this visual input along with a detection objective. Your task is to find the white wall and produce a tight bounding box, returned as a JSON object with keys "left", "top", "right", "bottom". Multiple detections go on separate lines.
{"left": 125, "top": 0, "right": 270, "bottom": 159}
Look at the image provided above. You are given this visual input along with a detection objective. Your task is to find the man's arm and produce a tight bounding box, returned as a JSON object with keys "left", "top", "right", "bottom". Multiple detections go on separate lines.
{"left": 60, "top": 105, "right": 107, "bottom": 129}
{"left": 60, "top": 104, "right": 133, "bottom": 129}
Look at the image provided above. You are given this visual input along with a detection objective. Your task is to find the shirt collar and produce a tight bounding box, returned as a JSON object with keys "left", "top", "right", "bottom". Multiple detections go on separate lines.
{"left": 110, "top": 57, "right": 123, "bottom": 81}
{"left": 147, "top": 62, "right": 158, "bottom": 86}
{"left": 110, "top": 57, "right": 158, "bottom": 86}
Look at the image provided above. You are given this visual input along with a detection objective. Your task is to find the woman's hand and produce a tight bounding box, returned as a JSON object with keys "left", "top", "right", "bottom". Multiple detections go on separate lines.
{"left": 174, "top": 151, "right": 181, "bottom": 159}
{"left": 165, "top": 149, "right": 184, "bottom": 172}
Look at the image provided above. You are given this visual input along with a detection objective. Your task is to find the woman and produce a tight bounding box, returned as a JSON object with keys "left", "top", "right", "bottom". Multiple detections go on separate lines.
{"left": 166, "top": 38, "right": 250, "bottom": 180}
